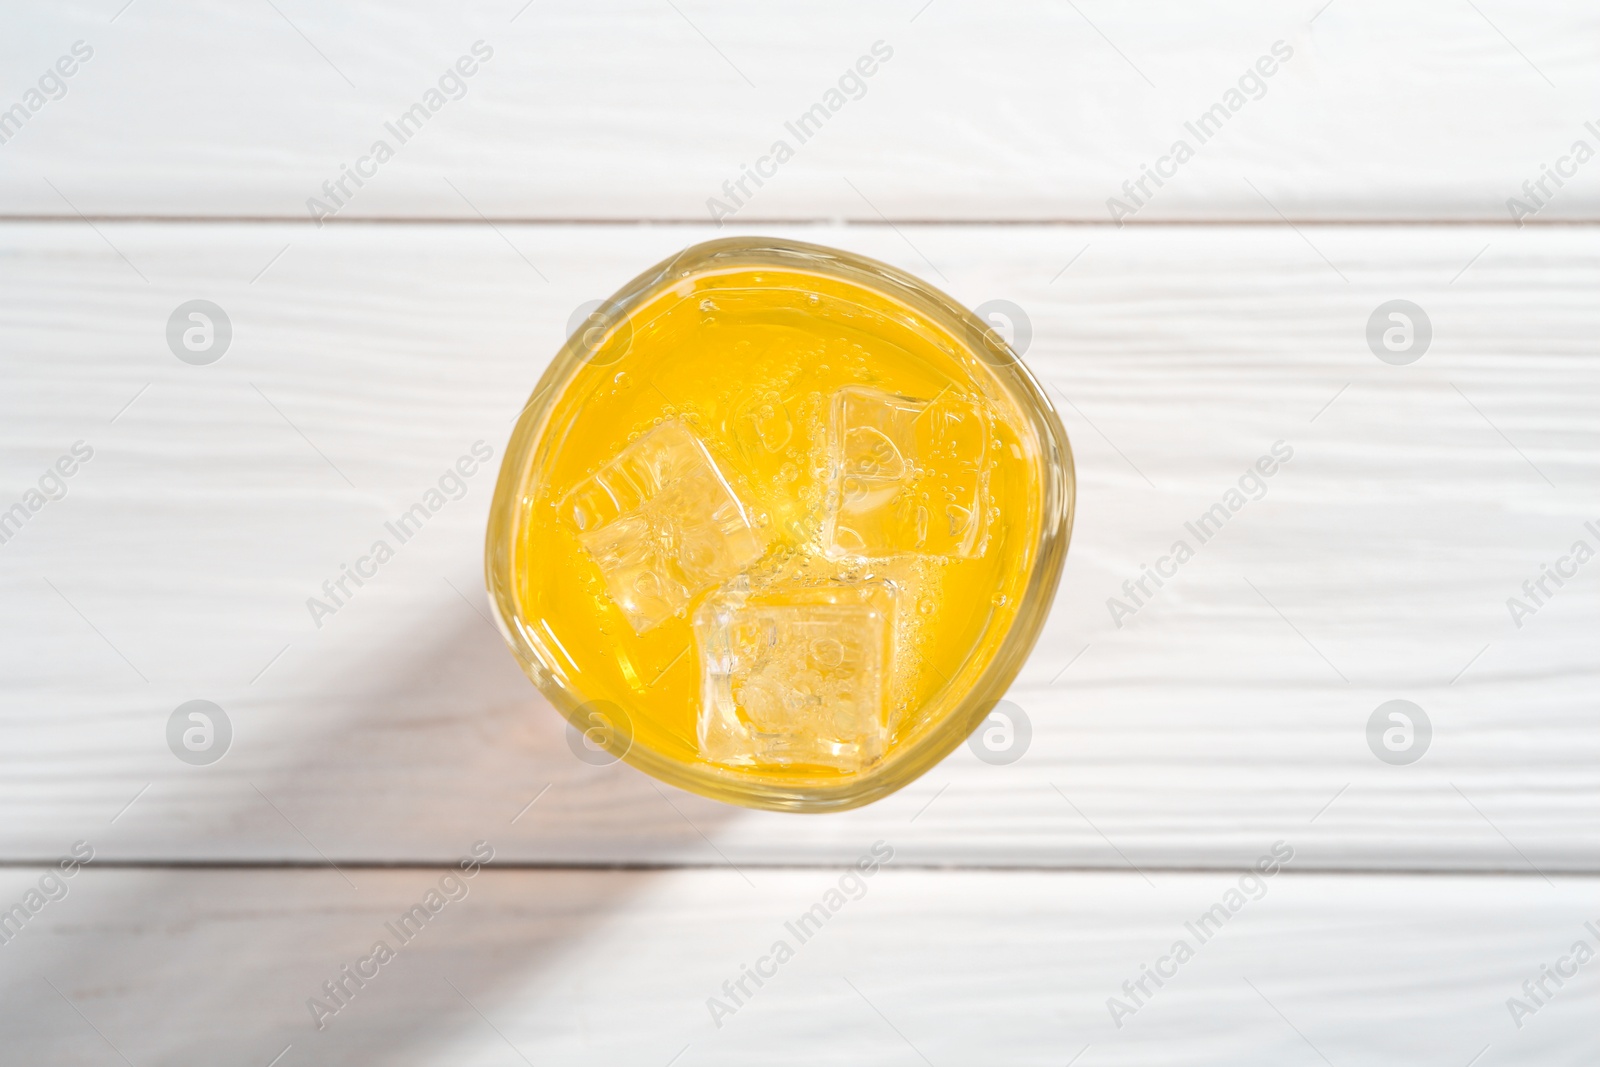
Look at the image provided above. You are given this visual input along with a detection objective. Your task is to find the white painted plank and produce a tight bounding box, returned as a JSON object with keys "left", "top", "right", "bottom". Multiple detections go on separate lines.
{"left": 4, "top": 2, "right": 1600, "bottom": 220}
{"left": 1, "top": 221, "right": 1597, "bottom": 868}
{"left": 0, "top": 866, "right": 1594, "bottom": 1064}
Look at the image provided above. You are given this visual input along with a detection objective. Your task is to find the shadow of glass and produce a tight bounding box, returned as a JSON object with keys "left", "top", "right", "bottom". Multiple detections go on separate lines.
{"left": 0, "top": 611, "right": 743, "bottom": 1062}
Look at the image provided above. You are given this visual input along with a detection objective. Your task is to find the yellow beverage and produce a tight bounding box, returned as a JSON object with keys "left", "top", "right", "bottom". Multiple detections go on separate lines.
{"left": 488, "top": 238, "right": 1072, "bottom": 810}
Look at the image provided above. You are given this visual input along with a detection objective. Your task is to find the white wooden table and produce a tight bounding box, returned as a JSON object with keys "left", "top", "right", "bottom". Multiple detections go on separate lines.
{"left": 3, "top": 3, "right": 1597, "bottom": 1063}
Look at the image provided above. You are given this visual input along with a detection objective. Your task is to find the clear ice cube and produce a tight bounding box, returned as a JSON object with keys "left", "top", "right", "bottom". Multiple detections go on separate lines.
{"left": 823, "top": 386, "right": 989, "bottom": 558}
{"left": 695, "top": 581, "right": 896, "bottom": 771}
{"left": 560, "top": 420, "right": 763, "bottom": 633}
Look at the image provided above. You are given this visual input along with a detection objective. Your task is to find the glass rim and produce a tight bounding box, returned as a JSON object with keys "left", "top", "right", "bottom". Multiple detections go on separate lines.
{"left": 484, "top": 235, "right": 1076, "bottom": 812}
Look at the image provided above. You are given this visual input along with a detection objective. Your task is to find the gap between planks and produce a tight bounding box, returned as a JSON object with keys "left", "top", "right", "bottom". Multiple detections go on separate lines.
{"left": 6, "top": 216, "right": 1600, "bottom": 227}
{"left": 0, "top": 860, "right": 1592, "bottom": 877}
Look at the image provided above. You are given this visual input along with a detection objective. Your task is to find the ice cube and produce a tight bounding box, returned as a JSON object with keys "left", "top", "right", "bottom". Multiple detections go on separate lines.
{"left": 560, "top": 420, "right": 763, "bottom": 633}
{"left": 823, "top": 386, "right": 989, "bottom": 558}
{"left": 695, "top": 581, "right": 896, "bottom": 771}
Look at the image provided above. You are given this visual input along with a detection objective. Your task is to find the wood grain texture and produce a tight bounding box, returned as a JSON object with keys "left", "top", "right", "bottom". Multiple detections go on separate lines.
{"left": 3, "top": 221, "right": 1595, "bottom": 868}
{"left": 6, "top": 9, "right": 1592, "bottom": 1061}
{"left": 0, "top": 866, "right": 1594, "bottom": 1065}
{"left": 3, "top": 2, "right": 1600, "bottom": 220}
